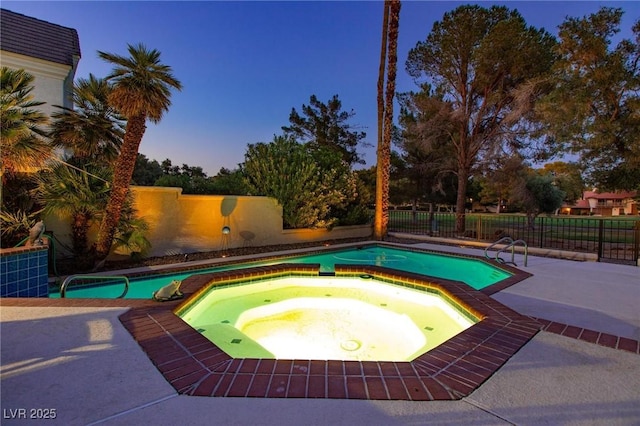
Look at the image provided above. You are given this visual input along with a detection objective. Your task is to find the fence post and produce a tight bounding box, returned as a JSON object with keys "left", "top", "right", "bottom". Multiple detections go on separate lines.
{"left": 634, "top": 221, "right": 640, "bottom": 266}
{"left": 538, "top": 217, "right": 545, "bottom": 247}
{"left": 597, "top": 220, "right": 604, "bottom": 261}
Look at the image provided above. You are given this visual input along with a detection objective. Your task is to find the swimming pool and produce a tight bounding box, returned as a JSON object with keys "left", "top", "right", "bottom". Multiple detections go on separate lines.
{"left": 51, "top": 244, "right": 514, "bottom": 298}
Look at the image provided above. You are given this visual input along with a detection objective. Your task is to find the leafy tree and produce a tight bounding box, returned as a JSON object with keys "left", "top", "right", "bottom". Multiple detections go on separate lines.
{"left": 374, "top": 0, "right": 401, "bottom": 239}
{"left": 49, "top": 74, "right": 124, "bottom": 162}
{"left": 537, "top": 7, "right": 640, "bottom": 191}
{"left": 396, "top": 87, "right": 457, "bottom": 212}
{"left": 94, "top": 43, "right": 182, "bottom": 266}
{"left": 540, "top": 161, "right": 584, "bottom": 203}
{"left": 131, "top": 153, "right": 163, "bottom": 185}
{"left": 209, "top": 167, "right": 250, "bottom": 195}
{"left": 0, "top": 67, "right": 50, "bottom": 183}
{"left": 511, "top": 173, "right": 566, "bottom": 229}
{"left": 478, "top": 154, "right": 529, "bottom": 213}
{"left": 405, "top": 5, "right": 556, "bottom": 234}
{"left": 242, "top": 135, "right": 357, "bottom": 229}
{"left": 282, "top": 94, "right": 367, "bottom": 166}
{"left": 354, "top": 167, "right": 376, "bottom": 206}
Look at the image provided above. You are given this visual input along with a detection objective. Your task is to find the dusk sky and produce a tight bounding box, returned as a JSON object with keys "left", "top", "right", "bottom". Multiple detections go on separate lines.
{"left": 4, "top": 1, "right": 639, "bottom": 175}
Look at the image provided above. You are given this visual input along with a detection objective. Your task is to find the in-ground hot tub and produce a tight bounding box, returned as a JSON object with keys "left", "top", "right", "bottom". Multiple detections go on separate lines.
{"left": 178, "top": 273, "right": 479, "bottom": 362}
{"left": 120, "top": 264, "right": 540, "bottom": 400}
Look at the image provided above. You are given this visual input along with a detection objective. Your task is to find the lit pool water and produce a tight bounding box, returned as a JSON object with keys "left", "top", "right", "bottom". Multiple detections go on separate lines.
{"left": 178, "top": 275, "right": 477, "bottom": 361}
{"left": 50, "top": 245, "right": 511, "bottom": 298}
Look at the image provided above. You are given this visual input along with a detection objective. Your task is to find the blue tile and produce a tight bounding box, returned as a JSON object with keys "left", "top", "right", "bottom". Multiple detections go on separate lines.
{"left": 7, "top": 271, "right": 18, "bottom": 284}
{"left": 7, "top": 259, "right": 17, "bottom": 272}
{"left": 7, "top": 282, "right": 17, "bottom": 295}
{"left": 29, "top": 256, "right": 38, "bottom": 268}
{"left": 18, "top": 258, "right": 28, "bottom": 270}
{"left": 18, "top": 269, "right": 28, "bottom": 280}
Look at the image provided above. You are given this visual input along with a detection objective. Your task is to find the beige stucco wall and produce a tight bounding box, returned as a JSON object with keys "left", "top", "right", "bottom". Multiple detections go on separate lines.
{"left": 45, "top": 186, "right": 372, "bottom": 258}
{"left": 1, "top": 51, "right": 74, "bottom": 117}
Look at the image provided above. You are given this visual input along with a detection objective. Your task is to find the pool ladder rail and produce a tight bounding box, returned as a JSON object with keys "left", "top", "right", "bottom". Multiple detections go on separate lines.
{"left": 484, "top": 237, "right": 528, "bottom": 267}
{"left": 60, "top": 274, "right": 130, "bottom": 298}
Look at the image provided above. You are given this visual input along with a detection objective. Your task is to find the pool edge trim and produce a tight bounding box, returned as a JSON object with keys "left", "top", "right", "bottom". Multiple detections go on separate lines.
{"left": 119, "top": 264, "right": 541, "bottom": 400}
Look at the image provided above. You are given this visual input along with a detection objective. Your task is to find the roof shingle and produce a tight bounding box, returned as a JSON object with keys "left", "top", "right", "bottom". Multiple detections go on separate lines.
{"left": 0, "top": 8, "right": 81, "bottom": 66}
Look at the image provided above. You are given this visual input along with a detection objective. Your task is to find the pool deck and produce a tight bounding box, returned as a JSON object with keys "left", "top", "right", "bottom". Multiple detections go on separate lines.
{"left": 1, "top": 241, "right": 639, "bottom": 425}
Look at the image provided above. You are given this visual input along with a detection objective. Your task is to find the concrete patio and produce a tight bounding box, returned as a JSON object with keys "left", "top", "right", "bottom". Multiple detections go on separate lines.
{"left": 1, "top": 242, "right": 639, "bottom": 425}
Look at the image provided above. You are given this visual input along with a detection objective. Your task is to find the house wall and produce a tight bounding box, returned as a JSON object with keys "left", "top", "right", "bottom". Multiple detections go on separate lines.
{"left": 1, "top": 50, "right": 74, "bottom": 116}
{"left": 44, "top": 186, "right": 373, "bottom": 258}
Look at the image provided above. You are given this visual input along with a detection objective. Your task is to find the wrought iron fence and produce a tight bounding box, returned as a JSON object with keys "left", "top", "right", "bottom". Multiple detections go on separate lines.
{"left": 388, "top": 211, "right": 640, "bottom": 265}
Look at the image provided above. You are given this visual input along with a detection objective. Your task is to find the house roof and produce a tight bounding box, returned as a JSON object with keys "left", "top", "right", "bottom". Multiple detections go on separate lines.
{"left": 0, "top": 8, "right": 81, "bottom": 66}
{"left": 583, "top": 191, "right": 638, "bottom": 200}
{"left": 571, "top": 200, "right": 591, "bottom": 209}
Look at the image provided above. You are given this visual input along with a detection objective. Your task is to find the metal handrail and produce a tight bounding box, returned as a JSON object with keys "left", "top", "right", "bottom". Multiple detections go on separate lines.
{"left": 484, "top": 237, "right": 514, "bottom": 260}
{"left": 60, "top": 274, "right": 130, "bottom": 298}
{"left": 496, "top": 239, "right": 529, "bottom": 267}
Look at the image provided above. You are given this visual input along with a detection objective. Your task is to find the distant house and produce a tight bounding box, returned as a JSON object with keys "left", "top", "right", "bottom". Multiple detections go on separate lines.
{"left": 563, "top": 190, "right": 639, "bottom": 216}
{"left": 0, "top": 8, "right": 81, "bottom": 118}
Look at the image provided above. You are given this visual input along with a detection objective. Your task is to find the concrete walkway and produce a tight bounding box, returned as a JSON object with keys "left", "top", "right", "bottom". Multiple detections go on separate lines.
{"left": 1, "top": 245, "right": 639, "bottom": 425}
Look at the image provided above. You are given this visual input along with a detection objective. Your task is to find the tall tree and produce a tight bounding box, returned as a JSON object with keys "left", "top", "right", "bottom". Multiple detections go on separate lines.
{"left": 537, "top": 8, "right": 640, "bottom": 191}
{"left": 397, "top": 87, "right": 457, "bottom": 212}
{"left": 405, "top": 5, "right": 556, "bottom": 234}
{"left": 94, "top": 44, "right": 182, "bottom": 265}
{"left": 0, "top": 67, "right": 50, "bottom": 182}
{"left": 374, "top": 0, "right": 401, "bottom": 240}
{"left": 282, "top": 94, "right": 367, "bottom": 166}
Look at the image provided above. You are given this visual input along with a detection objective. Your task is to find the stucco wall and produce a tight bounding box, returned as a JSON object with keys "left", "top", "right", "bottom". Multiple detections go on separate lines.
{"left": 1, "top": 51, "right": 74, "bottom": 116}
{"left": 45, "top": 186, "right": 372, "bottom": 258}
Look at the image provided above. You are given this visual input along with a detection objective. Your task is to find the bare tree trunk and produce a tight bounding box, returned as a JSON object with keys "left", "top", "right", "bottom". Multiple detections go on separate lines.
{"left": 374, "top": 1, "right": 390, "bottom": 240}
{"left": 455, "top": 170, "right": 468, "bottom": 235}
{"left": 374, "top": 0, "right": 401, "bottom": 240}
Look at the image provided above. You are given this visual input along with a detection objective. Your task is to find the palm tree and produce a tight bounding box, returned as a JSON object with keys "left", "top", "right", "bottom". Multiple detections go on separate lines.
{"left": 0, "top": 67, "right": 51, "bottom": 183}
{"left": 374, "top": 1, "right": 401, "bottom": 240}
{"left": 50, "top": 74, "right": 125, "bottom": 162}
{"left": 33, "top": 162, "right": 112, "bottom": 269}
{"left": 93, "top": 43, "right": 182, "bottom": 264}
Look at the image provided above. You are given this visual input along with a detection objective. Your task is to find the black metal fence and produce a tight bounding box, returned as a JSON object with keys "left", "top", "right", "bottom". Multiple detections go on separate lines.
{"left": 388, "top": 211, "right": 640, "bottom": 265}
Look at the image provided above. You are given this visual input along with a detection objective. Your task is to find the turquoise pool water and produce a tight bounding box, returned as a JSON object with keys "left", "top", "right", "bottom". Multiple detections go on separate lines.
{"left": 50, "top": 245, "right": 511, "bottom": 299}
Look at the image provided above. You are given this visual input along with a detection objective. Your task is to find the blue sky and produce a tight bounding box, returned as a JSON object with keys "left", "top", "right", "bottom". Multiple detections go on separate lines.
{"left": 4, "top": 1, "right": 639, "bottom": 175}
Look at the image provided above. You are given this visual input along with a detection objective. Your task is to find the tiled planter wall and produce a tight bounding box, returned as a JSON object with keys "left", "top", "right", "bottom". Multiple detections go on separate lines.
{"left": 0, "top": 245, "right": 49, "bottom": 297}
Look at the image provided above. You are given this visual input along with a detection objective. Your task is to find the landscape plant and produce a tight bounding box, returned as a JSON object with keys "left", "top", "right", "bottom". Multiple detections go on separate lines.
{"left": 93, "top": 43, "right": 182, "bottom": 267}
{"left": 242, "top": 135, "right": 358, "bottom": 229}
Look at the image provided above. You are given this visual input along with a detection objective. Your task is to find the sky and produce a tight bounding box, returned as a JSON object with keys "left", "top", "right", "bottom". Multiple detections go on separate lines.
{"left": 3, "top": 1, "right": 639, "bottom": 175}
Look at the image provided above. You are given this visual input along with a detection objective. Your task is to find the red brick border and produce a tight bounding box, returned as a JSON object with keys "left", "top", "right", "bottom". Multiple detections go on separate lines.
{"left": 533, "top": 317, "right": 640, "bottom": 355}
{"left": 118, "top": 264, "right": 541, "bottom": 400}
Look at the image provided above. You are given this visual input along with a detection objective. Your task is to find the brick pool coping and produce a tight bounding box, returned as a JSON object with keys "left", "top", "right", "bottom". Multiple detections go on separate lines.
{"left": 112, "top": 264, "right": 543, "bottom": 400}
